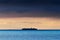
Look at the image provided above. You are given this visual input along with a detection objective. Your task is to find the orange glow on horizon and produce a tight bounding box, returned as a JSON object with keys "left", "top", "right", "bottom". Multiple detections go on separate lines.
{"left": 0, "top": 17, "right": 59, "bottom": 29}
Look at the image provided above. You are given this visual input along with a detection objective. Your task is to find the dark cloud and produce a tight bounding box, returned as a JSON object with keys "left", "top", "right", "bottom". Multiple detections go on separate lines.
{"left": 0, "top": 0, "right": 60, "bottom": 18}
{"left": 0, "top": 0, "right": 60, "bottom": 5}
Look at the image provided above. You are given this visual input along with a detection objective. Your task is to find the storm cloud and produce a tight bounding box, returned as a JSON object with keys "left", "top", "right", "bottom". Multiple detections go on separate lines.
{"left": 0, "top": 0, "right": 60, "bottom": 18}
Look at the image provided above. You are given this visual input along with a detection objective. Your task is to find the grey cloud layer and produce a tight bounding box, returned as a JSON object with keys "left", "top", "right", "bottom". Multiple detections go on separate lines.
{"left": 0, "top": 5, "right": 60, "bottom": 18}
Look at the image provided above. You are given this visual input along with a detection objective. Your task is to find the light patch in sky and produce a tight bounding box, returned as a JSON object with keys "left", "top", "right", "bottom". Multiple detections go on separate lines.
{"left": 0, "top": 17, "right": 59, "bottom": 29}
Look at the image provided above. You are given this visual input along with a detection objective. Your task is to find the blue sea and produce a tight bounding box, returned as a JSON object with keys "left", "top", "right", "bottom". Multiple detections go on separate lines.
{"left": 0, "top": 30, "right": 60, "bottom": 40}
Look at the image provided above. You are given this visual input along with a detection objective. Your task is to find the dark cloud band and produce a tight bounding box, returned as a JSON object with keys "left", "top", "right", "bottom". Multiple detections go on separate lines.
{"left": 0, "top": 0, "right": 59, "bottom": 18}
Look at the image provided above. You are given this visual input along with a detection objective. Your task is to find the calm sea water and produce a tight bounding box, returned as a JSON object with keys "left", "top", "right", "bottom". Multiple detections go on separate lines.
{"left": 0, "top": 30, "right": 60, "bottom": 40}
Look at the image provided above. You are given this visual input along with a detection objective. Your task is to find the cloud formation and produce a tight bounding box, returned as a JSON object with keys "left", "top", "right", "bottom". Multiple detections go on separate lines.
{"left": 0, "top": 0, "right": 59, "bottom": 18}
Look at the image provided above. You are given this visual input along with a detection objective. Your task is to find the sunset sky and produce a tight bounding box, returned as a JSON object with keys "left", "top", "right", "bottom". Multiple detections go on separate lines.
{"left": 0, "top": 0, "right": 60, "bottom": 29}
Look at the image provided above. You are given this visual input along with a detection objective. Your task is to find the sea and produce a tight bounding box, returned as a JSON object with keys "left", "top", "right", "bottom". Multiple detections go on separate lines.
{"left": 0, "top": 30, "right": 60, "bottom": 40}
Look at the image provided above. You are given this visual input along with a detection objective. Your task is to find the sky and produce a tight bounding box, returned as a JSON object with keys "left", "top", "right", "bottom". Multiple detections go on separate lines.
{"left": 0, "top": 0, "right": 60, "bottom": 29}
{"left": 0, "top": 0, "right": 60, "bottom": 17}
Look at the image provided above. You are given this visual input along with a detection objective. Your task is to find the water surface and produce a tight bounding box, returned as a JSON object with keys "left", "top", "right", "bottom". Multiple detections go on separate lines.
{"left": 0, "top": 30, "right": 60, "bottom": 40}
